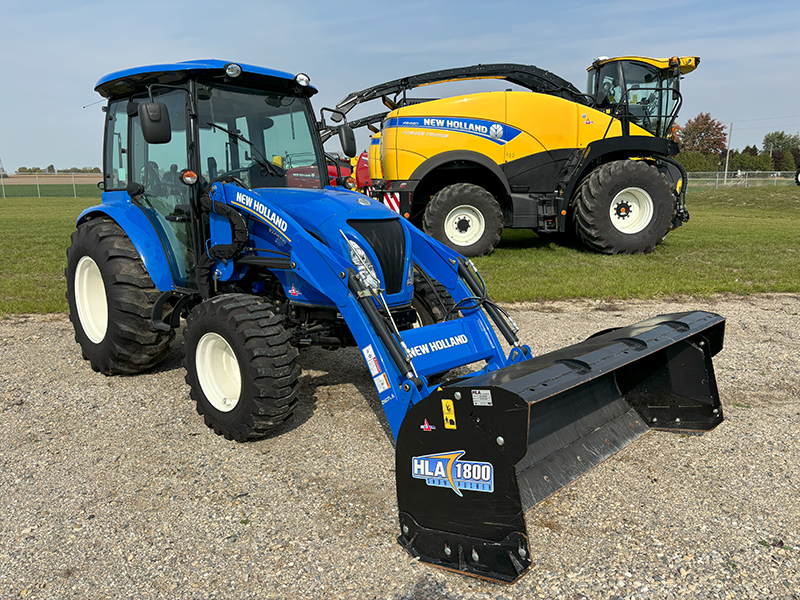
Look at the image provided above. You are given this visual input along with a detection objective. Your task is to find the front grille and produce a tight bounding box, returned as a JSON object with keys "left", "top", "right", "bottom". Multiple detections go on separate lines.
{"left": 347, "top": 218, "right": 406, "bottom": 294}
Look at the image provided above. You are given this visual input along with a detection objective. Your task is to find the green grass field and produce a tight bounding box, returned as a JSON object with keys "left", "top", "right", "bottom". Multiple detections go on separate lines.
{"left": 0, "top": 187, "right": 798, "bottom": 316}
{"left": 475, "top": 186, "right": 800, "bottom": 301}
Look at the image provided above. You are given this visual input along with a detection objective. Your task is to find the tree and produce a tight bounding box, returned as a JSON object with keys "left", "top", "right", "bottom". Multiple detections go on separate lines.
{"left": 762, "top": 131, "right": 800, "bottom": 154}
{"left": 674, "top": 151, "right": 719, "bottom": 172}
{"left": 742, "top": 145, "right": 759, "bottom": 157}
{"left": 779, "top": 150, "right": 795, "bottom": 172}
{"left": 678, "top": 113, "right": 727, "bottom": 155}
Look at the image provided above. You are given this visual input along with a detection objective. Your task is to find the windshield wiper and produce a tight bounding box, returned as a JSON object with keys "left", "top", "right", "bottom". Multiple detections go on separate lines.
{"left": 206, "top": 122, "right": 284, "bottom": 178}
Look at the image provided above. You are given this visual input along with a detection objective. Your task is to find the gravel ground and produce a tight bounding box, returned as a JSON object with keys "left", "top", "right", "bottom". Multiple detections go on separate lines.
{"left": 1, "top": 294, "right": 798, "bottom": 599}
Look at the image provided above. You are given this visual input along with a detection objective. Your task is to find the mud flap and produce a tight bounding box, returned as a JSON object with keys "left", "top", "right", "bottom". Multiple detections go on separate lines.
{"left": 395, "top": 311, "right": 724, "bottom": 583}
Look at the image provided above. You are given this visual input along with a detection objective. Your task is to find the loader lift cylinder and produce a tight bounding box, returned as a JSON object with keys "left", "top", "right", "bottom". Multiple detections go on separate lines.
{"left": 395, "top": 310, "right": 724, "bottom": 583}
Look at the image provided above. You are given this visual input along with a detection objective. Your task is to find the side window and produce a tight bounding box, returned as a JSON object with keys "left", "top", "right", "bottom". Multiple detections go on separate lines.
{"left": 130, "top": 90, "right": 189, "bottom": 197}
{"left": 104, "top": 100, "right": 128, "bottom": 190}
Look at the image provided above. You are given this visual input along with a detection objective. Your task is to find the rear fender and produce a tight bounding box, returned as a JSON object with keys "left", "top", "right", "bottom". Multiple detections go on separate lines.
{"left": 77, "top": 191, "right": 176, "bottom": 292}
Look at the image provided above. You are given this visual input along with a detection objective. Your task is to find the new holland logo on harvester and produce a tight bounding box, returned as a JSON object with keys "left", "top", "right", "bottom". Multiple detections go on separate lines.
{"left": 67, "top": 59, "right": 725, "bottom": 584}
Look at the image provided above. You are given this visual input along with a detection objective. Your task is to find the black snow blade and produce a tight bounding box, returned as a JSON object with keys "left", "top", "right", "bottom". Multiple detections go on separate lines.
{"left": 395, "top": 311, "right": 725, "bottom": 583}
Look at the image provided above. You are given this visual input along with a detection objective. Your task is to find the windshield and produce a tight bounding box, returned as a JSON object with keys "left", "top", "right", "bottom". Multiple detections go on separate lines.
{"left": 197, "top": 84, "right": 325, "bottom": 189}
{"left": 588, "top": 61, "right": 681, "bottom": 138}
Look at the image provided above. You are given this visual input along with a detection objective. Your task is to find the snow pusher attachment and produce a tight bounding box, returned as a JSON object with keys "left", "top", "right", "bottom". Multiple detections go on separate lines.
{"left": 396, "top": 311, "right": 724, "bottom": 583}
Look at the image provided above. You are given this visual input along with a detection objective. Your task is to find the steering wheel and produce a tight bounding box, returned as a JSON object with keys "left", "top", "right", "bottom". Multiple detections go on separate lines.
{"left": 142, "top": 161, "right": 169, "bottom": 197}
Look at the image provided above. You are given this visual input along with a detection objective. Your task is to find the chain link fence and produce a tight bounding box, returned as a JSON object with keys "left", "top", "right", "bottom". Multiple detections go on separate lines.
{"left": 687, "top": 171, "right": 798, "bottom": 189}
{"left": 0, "top": 173, "right": 103, "bottom": 198}
{"left": 2, "top": 170, "right": 797, "bottom": 197}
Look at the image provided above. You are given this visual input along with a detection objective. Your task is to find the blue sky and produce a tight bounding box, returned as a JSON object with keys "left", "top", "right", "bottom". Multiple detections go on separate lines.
{"left": 1, "top": 0, "right": 799, "bottom": 171}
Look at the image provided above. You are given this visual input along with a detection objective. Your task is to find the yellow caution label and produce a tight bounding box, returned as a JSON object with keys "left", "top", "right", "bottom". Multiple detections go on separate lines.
{"left": 442, "top": 399, "right": 457, "bottom": 429}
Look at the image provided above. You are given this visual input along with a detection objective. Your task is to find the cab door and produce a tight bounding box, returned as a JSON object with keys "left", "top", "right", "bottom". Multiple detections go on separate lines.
{"left": 128, "top": 90, "right": 195, "bottom": 287}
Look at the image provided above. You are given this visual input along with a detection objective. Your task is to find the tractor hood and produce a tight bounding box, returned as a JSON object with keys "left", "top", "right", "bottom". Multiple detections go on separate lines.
{"left": 249, "top": 185, "right": 402, "bottom": 241}
{"left": 220, "top": 184, "right": 413, "bottom": 301}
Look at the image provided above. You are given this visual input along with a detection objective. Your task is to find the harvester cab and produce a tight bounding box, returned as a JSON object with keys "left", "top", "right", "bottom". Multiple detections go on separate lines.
{"left": 67, "top": 59, "right": 725, "bottom": 584}
{"left": 586, "top": 56, "right": 700, "bottom": 138}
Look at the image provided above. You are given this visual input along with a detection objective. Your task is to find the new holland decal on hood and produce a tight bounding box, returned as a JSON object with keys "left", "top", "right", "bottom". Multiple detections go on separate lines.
{"left": 231, "top": 191, "right": 292, "bottom": 242}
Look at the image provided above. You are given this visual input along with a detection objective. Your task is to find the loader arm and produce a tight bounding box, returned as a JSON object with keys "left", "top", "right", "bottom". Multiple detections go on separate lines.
{"left": 335, "top": 63, "right": 592, "bottom": 118}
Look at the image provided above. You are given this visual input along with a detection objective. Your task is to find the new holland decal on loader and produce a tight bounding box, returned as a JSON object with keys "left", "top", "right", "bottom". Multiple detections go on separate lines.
{"left": 67, "top": 60, "right": 725, "bottom": 584}
{"left": 333, "top": 57, "right": 700, "bottom": 257}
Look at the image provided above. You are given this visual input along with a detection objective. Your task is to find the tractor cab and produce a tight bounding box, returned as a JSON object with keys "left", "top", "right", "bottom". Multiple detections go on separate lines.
{"left": 586, "top": 56, "right": 699, "bottom": 138}
{"left": 94, "top": 60, "right": 354, "bottom": 290}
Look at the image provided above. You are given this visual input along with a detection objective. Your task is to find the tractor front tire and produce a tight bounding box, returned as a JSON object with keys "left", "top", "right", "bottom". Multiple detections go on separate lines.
{"left": 575, "top": 160, "right": 676, "bottom": 254}
{"left": 65, "top": 216, "right": 174, "bottom": 374}
{"left": 423, "top": 183, "right": 503, "bottom": 257}
{"left": 183, "top": 294, "right": 300, "bottom": 442}
{"left": 412, "top": 272, "right": 458, "bottom": 326}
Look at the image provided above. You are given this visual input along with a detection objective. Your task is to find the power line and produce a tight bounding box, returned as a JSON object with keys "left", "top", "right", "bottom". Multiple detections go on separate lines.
{"left": 728, "top": 114, "right": 800, "bottom": 123}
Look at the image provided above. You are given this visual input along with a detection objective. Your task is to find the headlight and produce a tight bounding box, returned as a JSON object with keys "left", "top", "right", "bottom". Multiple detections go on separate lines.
{"left": 346, "top": 238, "right": 380, "bottom": 290}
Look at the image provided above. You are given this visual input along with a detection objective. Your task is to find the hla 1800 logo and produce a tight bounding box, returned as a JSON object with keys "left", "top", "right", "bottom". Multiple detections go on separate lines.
{"left": 412, "top": 451, "right": 494, "bottom": 496}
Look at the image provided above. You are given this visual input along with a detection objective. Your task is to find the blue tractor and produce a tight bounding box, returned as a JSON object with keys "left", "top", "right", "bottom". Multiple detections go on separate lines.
{"left": 66, "top": 60, "right": 726, "bottom": 583}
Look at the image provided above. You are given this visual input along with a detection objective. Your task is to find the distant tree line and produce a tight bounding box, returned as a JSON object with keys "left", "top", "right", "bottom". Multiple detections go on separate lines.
{"left": 674, "top": 113, "right": 799, "bottom": 172}
{"left": 16, "top": 166, "right": 101, "bottom": 173}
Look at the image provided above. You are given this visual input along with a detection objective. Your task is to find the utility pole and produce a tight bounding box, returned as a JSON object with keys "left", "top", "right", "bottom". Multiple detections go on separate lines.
{"left": 723, "top": 122, "right": 733, "bottom": 186}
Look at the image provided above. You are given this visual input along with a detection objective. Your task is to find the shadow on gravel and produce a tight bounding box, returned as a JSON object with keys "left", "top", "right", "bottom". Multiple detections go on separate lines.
{"left": 392, "top": 577, "right": 464, "bottom": 600}
{"left": 296, "top": 346, "right": 396, "bottom": 444}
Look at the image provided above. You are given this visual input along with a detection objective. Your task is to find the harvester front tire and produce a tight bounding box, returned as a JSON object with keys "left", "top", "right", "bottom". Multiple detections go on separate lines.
{"left": 183, "top": 294, "right": 300, "bottom": 442}
{"left": 575, "top": 160, "right": 675, "bottom": 254}
{"left": 423, "top": 183, "right": 503, "bottom": 257}
{"left": 65, "top": 216, "right": 174, "bottom": 374}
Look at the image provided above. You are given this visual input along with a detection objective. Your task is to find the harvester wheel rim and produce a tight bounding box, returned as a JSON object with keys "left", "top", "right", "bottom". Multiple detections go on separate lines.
{"left": 195, "top": 332, "right": 241, "bottom": 413}
{"left": 608, "top": 187, "right": 654, "bottom": 234}
{"left": 74, "top": 255, "right": 108, "bottom": 344}
{"left": 444, "top": 204, "right": 486, "bottom": 246}
{"left": 423, "top": 183, "right": 502, "bottom": 257}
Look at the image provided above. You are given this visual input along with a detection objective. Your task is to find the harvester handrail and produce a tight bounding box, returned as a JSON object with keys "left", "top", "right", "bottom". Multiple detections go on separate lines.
{"left": 335, "top": 63, "right": 591, "bottom": 117}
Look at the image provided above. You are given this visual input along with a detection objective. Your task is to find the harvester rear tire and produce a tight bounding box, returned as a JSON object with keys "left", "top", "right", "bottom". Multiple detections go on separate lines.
{"left": 65, "top": 216, "right": 174, "bottom": 374}
{"left": 575, "top": 160, "right": 675, "bottom": 254}
{"left": 423, "top": 183, "right": 503, "bottom": 257}
{"left": 183, "top": 294, "right": 300, "bottom": 442}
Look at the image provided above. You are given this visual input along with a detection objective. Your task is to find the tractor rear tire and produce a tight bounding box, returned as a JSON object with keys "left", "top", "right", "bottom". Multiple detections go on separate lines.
{"left": 65, "top": 216, "right": 174, "bottom": 374}
{"left": 795, "top": 167, "right": 800, "bottom": 186}
{"left": 575, "top": 160, "right": 676, "bottom": 254}
{"left": 423, "top": 183, "right": 503, "bottom": 257}
{"left": 183, "top": 294, "right": 300, "bottom": 442}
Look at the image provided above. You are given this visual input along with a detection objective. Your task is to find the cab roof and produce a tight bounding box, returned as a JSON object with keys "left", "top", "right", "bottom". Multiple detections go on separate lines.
{"left": 95, "top": 59, "right": 318, "bottom": 98}
{"left": 588, "top": 56, "right": 700, "bottom": 75}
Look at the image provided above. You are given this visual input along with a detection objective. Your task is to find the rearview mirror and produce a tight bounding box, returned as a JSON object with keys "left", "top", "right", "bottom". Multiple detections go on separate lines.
{"left": 339, "top": 124, "right": 356, "bottom": 158}
{"left": 138, "top": 102, "right": 172, "bottom": 144}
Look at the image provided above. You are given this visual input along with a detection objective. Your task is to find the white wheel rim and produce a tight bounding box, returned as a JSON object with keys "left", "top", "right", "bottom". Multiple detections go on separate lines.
{"left": 444, "top": 204, "right": 485, "bottom": 246}
{"left": 196, "top": 332, "right": 241, "bottom": 412}
{"left": 74, "top": 256, "right": 108, "bottom": 344}
{"left": 609, "top": 187, "right": 654, "bottom": 234}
